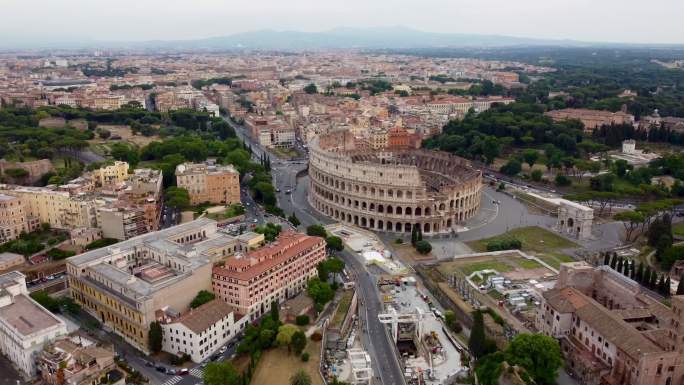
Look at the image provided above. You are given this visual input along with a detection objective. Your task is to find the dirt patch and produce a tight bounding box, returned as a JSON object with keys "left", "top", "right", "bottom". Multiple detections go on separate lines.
{"left": 91, "top": 124, "right": 160, "bottom": 147}
{"left": 251, "top": 340, "right": 324, "bottom": 385}
{"left": 390, "top": 243, "right": 437, "bottom": 264}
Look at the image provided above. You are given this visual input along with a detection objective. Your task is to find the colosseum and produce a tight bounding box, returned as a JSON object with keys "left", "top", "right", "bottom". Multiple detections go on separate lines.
{"left": 308, "top": 130, "right": 483, "bottom": 235}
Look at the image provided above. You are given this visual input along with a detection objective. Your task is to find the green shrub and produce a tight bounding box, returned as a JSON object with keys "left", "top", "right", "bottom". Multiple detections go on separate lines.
{"left": 300, "top": 352, "right": 310, "bottom": 362}
{"left": 295, "top": 315, "right": 310, "bottom": 326}
{"left": 486, "top": 238, "right": 522, "bottom": 251}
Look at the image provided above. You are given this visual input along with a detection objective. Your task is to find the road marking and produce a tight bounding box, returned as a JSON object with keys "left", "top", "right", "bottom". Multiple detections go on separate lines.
{"left": 160, "top": 376, "right": 182, "bottom": 385}
{"left": 190, "top": 368, "right": 204, "bottom": 378}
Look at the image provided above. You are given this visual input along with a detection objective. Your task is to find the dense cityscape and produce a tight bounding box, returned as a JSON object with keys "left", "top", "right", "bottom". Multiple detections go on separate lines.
{"left": 2, "top": 3, "right": 684, "bottom": 385}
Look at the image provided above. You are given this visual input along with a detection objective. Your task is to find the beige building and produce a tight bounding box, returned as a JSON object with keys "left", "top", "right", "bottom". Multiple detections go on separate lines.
{"left": 0, "top": 252, "right": 24, "bottom": 271}
{"left": 0, "top": 194, "right": 28, "bottom": 243}
{"left": 0, "top": 186, "right": 98, "bottom": 230}
{"left": 537, "top": 262, "right": 684, "bottom": 385}
{"left": 93, "top": 161, "right": 129, "bottom": 187}
{"left": 545, "top": 108, "right": 635, "bottom": 131}
{"left": 67, "top": 218, "right": 243, "bottom": 353}
{"left": 175, "top": 161, "right": 240, "bottom": 206}
{"left": 309, "top": 130, "right": 482, "bottom": 235}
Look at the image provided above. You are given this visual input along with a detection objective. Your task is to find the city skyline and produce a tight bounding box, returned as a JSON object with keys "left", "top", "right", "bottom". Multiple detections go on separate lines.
{"left": 3, "top": 0, "right": 684, "bottom": 47}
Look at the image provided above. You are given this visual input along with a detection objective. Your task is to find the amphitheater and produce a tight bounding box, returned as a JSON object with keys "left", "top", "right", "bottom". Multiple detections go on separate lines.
{"left": 308, "top": 130, "right": 483, "bottom": 235}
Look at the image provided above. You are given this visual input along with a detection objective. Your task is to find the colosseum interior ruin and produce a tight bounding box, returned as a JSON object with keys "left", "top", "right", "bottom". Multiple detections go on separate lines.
{"left": 308, "top": 130, "right": 483, "bottom": 235}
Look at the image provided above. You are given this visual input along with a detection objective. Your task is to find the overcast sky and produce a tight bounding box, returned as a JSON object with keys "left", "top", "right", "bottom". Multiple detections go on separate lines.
{"left": 3, "top": 0, "right": 684, "bottom": 45}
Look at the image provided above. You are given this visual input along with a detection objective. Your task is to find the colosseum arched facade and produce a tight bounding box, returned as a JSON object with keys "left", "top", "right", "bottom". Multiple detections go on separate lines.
{"left": 308, "top": 130, "right": 483, "bottom": 235}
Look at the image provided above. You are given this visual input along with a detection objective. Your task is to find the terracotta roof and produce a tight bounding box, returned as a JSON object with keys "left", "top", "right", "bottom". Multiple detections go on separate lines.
{"left": 172, "top": 299, "right": 235, "bottom": 334}
{"left": 213, "top": 231, "right": 325, "bottom": 281}
{"left": 544, "top": 288, "right": 662, "bottom": 358}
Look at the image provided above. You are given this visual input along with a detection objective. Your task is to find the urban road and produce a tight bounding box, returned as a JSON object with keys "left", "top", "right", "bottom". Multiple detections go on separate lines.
{"left": 225, "top": 117, "right": 406, "bottom": 385}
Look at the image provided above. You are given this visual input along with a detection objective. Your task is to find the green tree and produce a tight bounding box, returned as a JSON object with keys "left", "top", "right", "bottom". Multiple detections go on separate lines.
{"left": 288, "top": 213, "right": 301, "bottom": 227}
{"left": 325, "top": 236, "right": 344, "bottom": 251}
{"left": 503, "top": 334, "right": 563, "bottom": 385}
{"left": 522, "top": 149, "right": 540, "bottom": 169}
{"left": 276, "top": 324, "right": 299, "bottom": 351}
{"left": 306, "top": 224, "right": 327, "bottom": 237}
{"left": 303, "top": 84, "right": 318, "bottom": 94}
{"left": 613, "top": 211, "right": 644, "bottom": 242}
{"left": 203, "top": 362, "right": 241, "bottom": 385}
{"left": 482, "top": 136, "right": 500, "bottom": 165}
{"left": 270, "top": 300, "right": 279, "bottom": 322}
{"left": 468, "top": 310, "right": 486, "bottom": 360}
{"left": 415, "top": 240, "right": 432, "bottom": 255}
{"left": 677, "top": 276, "right": 684, "bottom": 295}
{"left": 190, "top": 290, "right": 216, "bottom": 308}
{"left": 290, "top": 369, "right": 312, "bottom": 385}
{"left": 165, "top": 187, "right": 190, "bottom": 209}
{"left": 500, "top": 158, "right": 522, "bottom": 176}
{"left": 149, "top": 321, "right": 163, "bottom": 353}
{"left": 291, "top": 330, "right": 307, "bottom": 355}
{"left": 531, "top": 169, "right": 543, "bottom": 182}
{"left": 307, "top": 278, "right": 334, "bottom": 312}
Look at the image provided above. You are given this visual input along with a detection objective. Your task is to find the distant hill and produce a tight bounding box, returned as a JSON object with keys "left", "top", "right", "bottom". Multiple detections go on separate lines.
{"left": 0, "top": 27, "right": 651, "bottom": 51}
{"left": 146, "top": 26, "right": 589, "bottom": 50}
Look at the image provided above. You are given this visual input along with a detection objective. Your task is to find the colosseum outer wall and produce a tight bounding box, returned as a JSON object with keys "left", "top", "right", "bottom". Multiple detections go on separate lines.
{"left": 307, "top": 131, "right": 483, "bottom": 235}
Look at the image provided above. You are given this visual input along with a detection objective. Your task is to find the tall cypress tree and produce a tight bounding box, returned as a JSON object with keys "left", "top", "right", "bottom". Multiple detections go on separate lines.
{"left": 657, "top": 275, "right": 666, "bottom": 295}
{"left": 468, "top": 310, "right": 486, "bottom": 360}
{"left": 665, "top": 276, "right": 672, "bottom": 297}
{"left": 411, "top": 225, "right": 418, "bottom": 246}
{"left": 650, "top": 270, "right": 659, "bottom": 289}
{"left": 636, "top": 262, "right": 644, "bottom": 283}
{"left": 642, "top": 266, "right": 652, "bottom": 286}
{"left": 677, "top": 276, "right": 684, "bottom": 295}
{"left": 603, "top": 252, "right": 610, "bottom": 266}
{"left": 616, "top": 257, "right": 624, "bottom": 273}
{"left": 610, "top": 254, "right": 618, "bottom": 269}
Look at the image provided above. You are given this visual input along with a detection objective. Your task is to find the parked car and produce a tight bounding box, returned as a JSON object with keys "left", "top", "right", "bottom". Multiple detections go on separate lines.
{"left": 166, "top": 368, "right": 177, "bottom": 375}
{"left": 155, "top": 365, "right": 166, "bottom": 373}
{"left": 219, "top": 346, "right": 227, "bottom": 354}
{"left": 179, "top": 368, "right": 189, "bottom": 376}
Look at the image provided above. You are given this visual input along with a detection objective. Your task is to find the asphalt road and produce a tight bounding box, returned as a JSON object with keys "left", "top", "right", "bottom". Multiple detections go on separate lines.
{"left": 224, "top": 117, "right": 405, "bottom": 385}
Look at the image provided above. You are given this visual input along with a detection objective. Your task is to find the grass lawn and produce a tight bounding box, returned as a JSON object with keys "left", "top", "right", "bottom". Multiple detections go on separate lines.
{"left": 459, "top": 260, "right": 513, "bottom": 276}
{"left": 251, "top": 340, "right": 324, "bottom": 385}
{"left": 330, "top": 290, "right": 353, "bottom": 329}
{"left": 270, "top": 147, "right": 300, "bottom": 159}
{"left": 518, "top": 259, "right": 544, "bottom": 269}
{"left": 537, "top": 253, "right": 575, "bottom": 269}
{"left": 205, "top": 204, "right": 245, "bottom": 220}
{"left": 673, "top": 223, "right": 684, "bottom": 237}
{"left": 467, "top": 226, "right": 578, "bottom": 254}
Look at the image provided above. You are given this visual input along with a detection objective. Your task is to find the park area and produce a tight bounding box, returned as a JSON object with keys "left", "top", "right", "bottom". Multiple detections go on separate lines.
{"left": 466, "top": 226, "right": 577, "bottom": 269}
{"left": 251, "top": 340, "right": 324, "bottom": 385}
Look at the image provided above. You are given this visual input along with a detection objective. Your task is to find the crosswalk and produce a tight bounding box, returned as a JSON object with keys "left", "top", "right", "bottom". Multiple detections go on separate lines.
{"left": 190, "top": 368, "right": 204, "bottom": 378}
{"left": 160, "top": 376, "right": 182, "bottom": 385}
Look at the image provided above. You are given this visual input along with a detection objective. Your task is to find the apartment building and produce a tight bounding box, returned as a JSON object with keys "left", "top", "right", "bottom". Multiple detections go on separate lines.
{"left": 97, "top": 205, "right": 147, "bottom": 241}
{"left": 175, "top": 161, "right": 240, "bottom": 206}
{"left": 537, "top": 262, "right": 684, "bottom": 385}
{"left": 0, "top": 271, "right": 68, "bottom": 377}
{"left": 159, "top": 299, "right": 247, "bottom": 363}
{"left": 37, "top": 335, "right": 120, "bottom": 385}
{"left": 0, "top": 194, "right": 28, "bottom": 243}
{"left": 1, "top": 186, "right": 98, "bottom": 230}
{"left": 212, "top": 231, "right": 326, "bottom": 321}
{"left": 93, "top": 161, "right": 129, "bottom": 187}
{"left": 0, "top": 252, "right": 24, "bottom": 271}
{"left": 67, "top": 218, "right": 243, "bottom": 353}
{"left": 545, "top": 108, "right": 635, "bottom": 131}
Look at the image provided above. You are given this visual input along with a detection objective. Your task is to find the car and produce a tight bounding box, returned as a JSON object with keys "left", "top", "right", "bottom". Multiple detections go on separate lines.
{"left": 145, "top": 361, "right": 154, "bottom": 367}
{"left": 253, "top": 219, "right": 258, "bottom": 223}
{"left": 179, "top": 368, "right": 189, "bottom": 376}
{"left": 285, "top": 189, "right": 291, "bottom": 194}
{"left": 219, "top": 346, "right": 228, "bottom": 354}
{"left": 155, "top": 365, "right": 166, "bottom": 373}
{"left": 166, "top": 368, "right": 177, "bottom": 375}
{"left": 200, "top": 361, "right": 208, "bottom": 368}
{"left": 276, "top": 188, "right": 281, "bottom": 192}
{"left": 210, "top": 354, "right": 220, "bottom": 361}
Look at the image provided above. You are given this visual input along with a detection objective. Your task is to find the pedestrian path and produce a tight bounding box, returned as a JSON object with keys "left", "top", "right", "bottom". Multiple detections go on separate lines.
{"left": 190, "top": 368, "right": 204, "bottom": 378}
{"left": 161, "top": 376, "right": 182, "bottom": 385}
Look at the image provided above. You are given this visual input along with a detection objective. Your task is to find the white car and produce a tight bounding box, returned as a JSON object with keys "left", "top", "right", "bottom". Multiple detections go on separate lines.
{"left": 219, "top": 346, "right": 227, "bottom": 354}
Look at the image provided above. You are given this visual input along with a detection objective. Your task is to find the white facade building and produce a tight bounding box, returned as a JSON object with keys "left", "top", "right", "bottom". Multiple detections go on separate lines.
{"left": 0, "top": 271, "right": 67, "bottom": 377}
{"left": 160, "top": 299, "right": 246, "bottom": 363}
